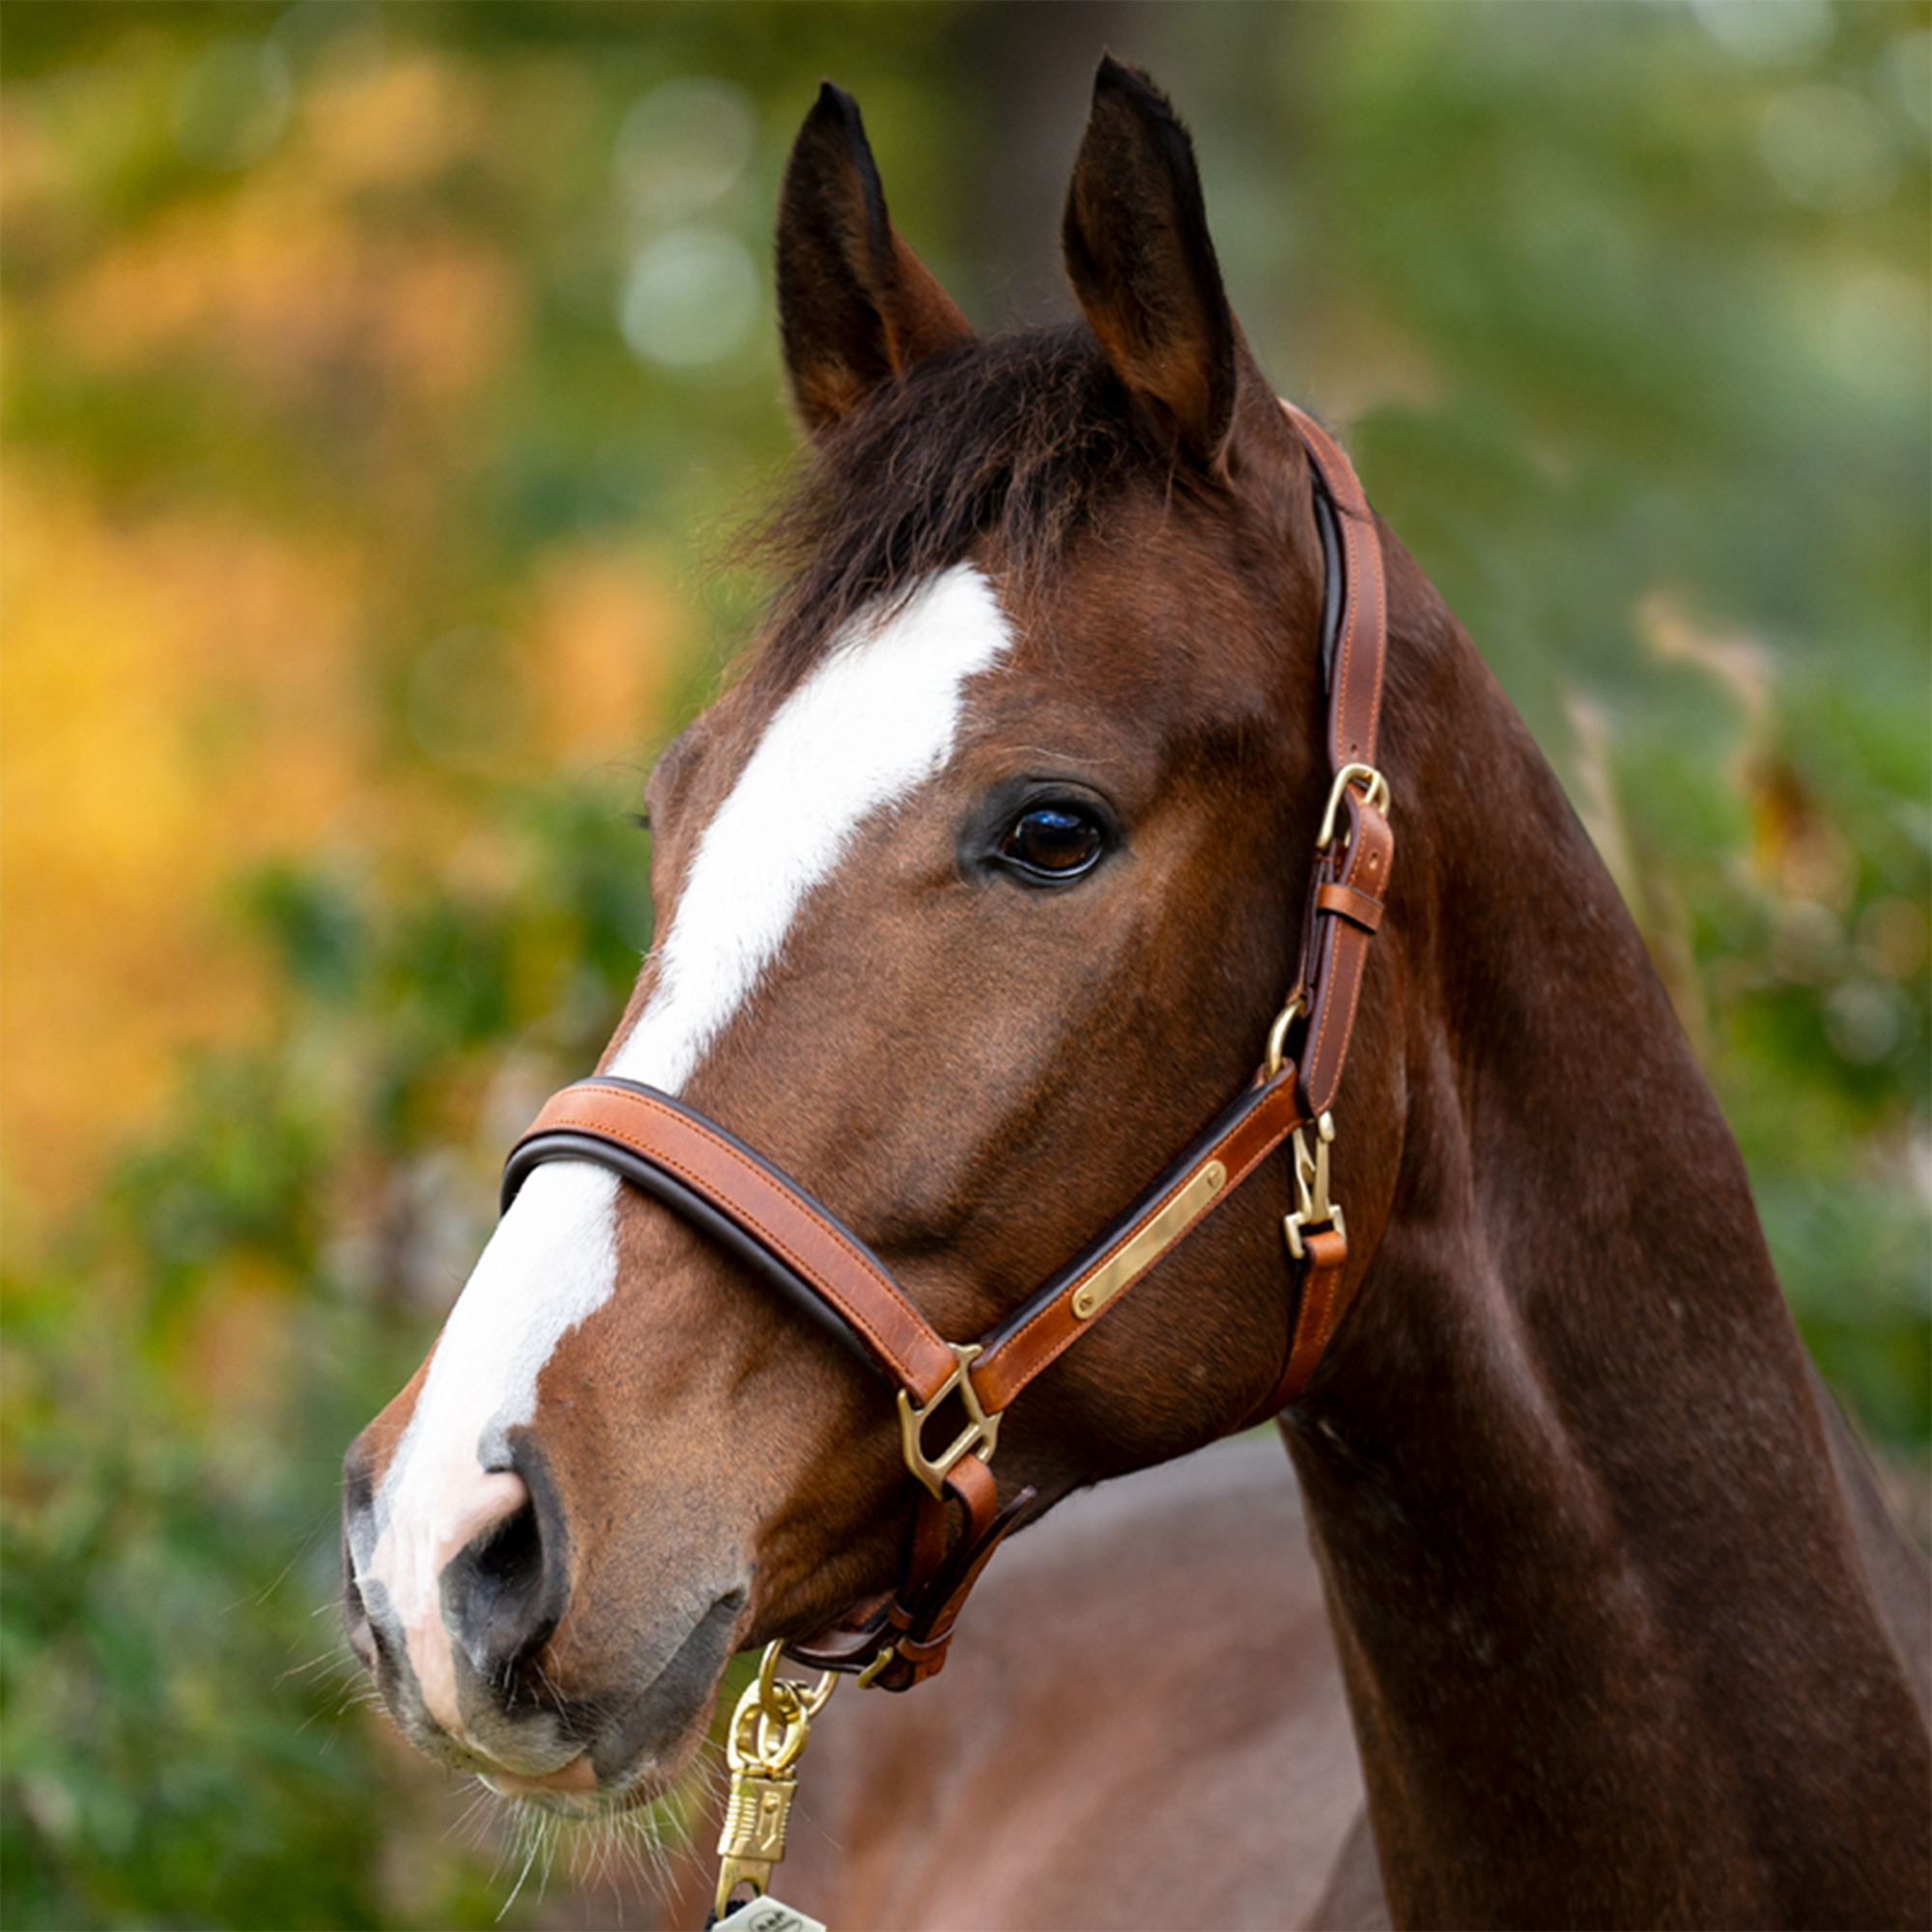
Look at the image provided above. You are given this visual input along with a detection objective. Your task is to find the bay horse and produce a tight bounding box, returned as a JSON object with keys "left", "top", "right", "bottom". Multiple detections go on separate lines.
{"left": 343, "top": 58, "right": 1931, "bottom": 1929}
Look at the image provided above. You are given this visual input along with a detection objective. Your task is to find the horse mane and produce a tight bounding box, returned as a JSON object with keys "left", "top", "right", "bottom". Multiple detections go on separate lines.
{"left": 747, "top": 324, "right": 1172, "bottom": 687}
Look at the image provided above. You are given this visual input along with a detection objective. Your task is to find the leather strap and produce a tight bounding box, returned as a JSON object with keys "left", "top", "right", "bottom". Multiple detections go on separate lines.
{"left": 1316, "top": 880, "right": 1384, "bottom": 933}
{"left": 971, "top": 1066, "right": 1305, "bottom": 1413}
{"left": 502, "top": 1079, "right": 960, "bottom": 1404}
{"left": 1286, "top": 404, "right": 1387, "bottom": 775}
{"left": 1297, "top": 787, "right": 1394, "bottom": 1120}
{"left": 1264, "top": 1225, "right": 1352, "bottom": 1413}
{"left": 1279, "top": 400, "right": 1395, "bottom": 1125}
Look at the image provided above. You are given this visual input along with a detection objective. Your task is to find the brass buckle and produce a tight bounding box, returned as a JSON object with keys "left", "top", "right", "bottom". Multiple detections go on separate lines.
{"left": 854, "top": 1643, "right": 897, "bottom": 1690}
{"left": 896, "top": 1342, "right": 1001, "bottom": 1500}
{"left": 1284, "top": 1111, "right": 1346, "bottom": 1260}
{"left": 1316, "top": 762, "right": 1391, "bottom": 853}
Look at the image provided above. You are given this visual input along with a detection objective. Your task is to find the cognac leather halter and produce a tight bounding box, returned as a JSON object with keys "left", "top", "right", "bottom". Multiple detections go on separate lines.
{"left": 500, "top": 402, "right": 1393, "bottom": 1691}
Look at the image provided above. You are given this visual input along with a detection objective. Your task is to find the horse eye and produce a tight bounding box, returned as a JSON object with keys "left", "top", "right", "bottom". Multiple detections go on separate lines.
{"left": 999, "top": 806, "right": 1104, "bottom": 880}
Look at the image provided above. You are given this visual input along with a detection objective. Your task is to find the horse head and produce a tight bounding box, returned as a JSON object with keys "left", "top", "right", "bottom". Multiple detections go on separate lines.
{"left": 341, "top": 58, "right": 1389, "bottom": 1810}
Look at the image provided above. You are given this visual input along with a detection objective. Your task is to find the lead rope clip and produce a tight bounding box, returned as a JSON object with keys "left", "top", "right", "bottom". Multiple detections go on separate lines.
{"left": 710, "top": 1643, "right": 836, "bottom": 1929}
{"left": 1283, "top": 1110, "right": 1345, "bottom": 1260}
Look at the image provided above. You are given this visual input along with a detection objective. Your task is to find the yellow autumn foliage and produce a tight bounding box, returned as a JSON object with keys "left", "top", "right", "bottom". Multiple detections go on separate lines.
{"left": 1, "top": 38, "right": 695, "bottom": 1248}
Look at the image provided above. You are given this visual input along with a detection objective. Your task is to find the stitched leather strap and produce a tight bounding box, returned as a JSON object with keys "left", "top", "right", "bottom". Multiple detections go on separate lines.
{"left": 503, "top": 1078, "right": 960, "bottom": 1404}
{"left": 1251, "top": 403, "right": 1394, "bottom": 1409}
{"left": 972, "top": 1066, "right": 1305, "bottom": 1413}
{"left": 1298, "top": 788, "right": 1394, "bottom": 1120}
{"left": 1286, "top": 404, "right": 1387, "bottom": 776}
{"left": 1280, "top": 400, "right": 1395, "bottom": 1126}
{"left": 1265, "top": 1225, "right": 1352, "bottom": 1412}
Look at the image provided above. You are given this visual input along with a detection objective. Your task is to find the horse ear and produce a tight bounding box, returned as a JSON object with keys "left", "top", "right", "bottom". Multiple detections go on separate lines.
{"left": 777, "top": 82, "right": 974, "bottom": 437}
{"left": 1063, "top": 57, "right": 1237, "bottom": 466}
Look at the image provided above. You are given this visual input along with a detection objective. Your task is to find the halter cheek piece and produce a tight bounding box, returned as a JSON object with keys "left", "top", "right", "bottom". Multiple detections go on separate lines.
{"left": 500, "top": 403, "right": 1393, "bottom": 1692}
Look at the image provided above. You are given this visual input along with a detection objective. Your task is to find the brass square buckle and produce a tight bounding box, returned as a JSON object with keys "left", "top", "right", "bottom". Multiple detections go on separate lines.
{"left": 896, "top": 1342, "right": 1001, "bottom": 1499}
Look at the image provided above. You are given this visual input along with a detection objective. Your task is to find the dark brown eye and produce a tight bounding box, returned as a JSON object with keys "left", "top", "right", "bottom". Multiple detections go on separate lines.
{"left": 999, "top": 806, "right": 1104, "bottom": 880}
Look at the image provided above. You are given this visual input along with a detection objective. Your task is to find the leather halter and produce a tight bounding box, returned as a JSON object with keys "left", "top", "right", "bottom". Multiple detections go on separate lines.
{"left": 500, "top": 401, "right": 1393, "bottom": 1690}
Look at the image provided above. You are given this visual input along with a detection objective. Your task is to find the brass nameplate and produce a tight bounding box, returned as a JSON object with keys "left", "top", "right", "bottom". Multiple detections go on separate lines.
{"left": 1069, "top": 1159, "right": 1226, "bottom": 1321}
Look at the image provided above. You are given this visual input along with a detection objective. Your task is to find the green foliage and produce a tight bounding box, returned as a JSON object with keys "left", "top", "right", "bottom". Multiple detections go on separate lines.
{"left": 2, "top": 1320, "right": 402, "bottom": 1931}
{"left": 2, "top": 783, "right": 652, "bottom": 1927}
{"left": 1237, "top": 0, "right": 1932, "bottom": 1448}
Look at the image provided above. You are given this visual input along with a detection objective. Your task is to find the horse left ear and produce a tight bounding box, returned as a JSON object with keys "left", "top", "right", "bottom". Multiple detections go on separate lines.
{"left": 1063, "top": 57, "right": 1238, "bottom": 468}
{"left": 777, "top": 82, "right": 975, "bottom": 437}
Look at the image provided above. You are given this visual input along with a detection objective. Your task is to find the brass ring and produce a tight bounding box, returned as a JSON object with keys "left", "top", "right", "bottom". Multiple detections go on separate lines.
{"left": 1264, "top": 995, "right": 1307, "bottom": 1081}
{"left": 754, "top": 1638, "right": 838, "bottom": 1719}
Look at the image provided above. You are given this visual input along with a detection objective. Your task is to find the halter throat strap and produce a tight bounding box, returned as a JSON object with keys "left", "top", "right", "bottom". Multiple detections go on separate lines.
{"left": 499, "top": 401, "right": 1393, "bottom": 1689}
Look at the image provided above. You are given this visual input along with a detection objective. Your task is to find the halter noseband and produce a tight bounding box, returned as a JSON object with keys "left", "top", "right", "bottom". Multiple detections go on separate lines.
{"left": 499, "top": 402, "right": 1393, "bottom": 1691}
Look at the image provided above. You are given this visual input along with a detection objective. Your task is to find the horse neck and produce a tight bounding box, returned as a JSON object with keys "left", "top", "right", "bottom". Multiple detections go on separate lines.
{"left": 1285, "top": 574, "right": 1931, "bottom": 1928}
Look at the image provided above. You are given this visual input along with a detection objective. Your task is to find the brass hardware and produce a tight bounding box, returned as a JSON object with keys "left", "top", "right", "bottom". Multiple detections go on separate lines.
{"left": 853, "top": 1643, "right": 897, "bottom": 1690}
{"left": 1283, "top": 1111, "right": 1346, "bottom": 1260}
{"left": 1316, "top": 763, "right": 1391, "bottom": 853}
{"left": 753, "top": 1637, "right": 837, "bottom": 1723}
{"left": 718, "top": 1774, "right": 796, "bottom": 1894}
{"left": 1264, "top": 995, "right": 1307, "bottom": 1081}
{"left": 1068, "top": 1159, "right": 1227, "bottom": 1321}
{"left": 714, "top": 1643, "right": 837, "bottom": 1920}
{"left": 896, "top": 1342, "right": 1001, "bottom": 1499}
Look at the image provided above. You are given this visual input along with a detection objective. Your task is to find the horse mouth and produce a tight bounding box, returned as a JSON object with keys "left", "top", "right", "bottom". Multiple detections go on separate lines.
{"left": 481, "top": 1753, "right": 603, "bottom": 1814}
{"left": 479, "top": 1585, "right": 750, "bottom": 1818}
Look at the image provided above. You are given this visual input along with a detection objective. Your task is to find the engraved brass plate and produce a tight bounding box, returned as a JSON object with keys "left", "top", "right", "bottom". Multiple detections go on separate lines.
{"left": 1069, "top": 1159, "right": 1225, "bottom": 1321}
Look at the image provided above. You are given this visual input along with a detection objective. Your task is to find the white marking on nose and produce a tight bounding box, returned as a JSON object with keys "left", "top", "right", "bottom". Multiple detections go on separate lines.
{"left": 355, "top": 562, "right": 1013, "bottom": 1741}
{"left": 360, "top": 1160, "right": 618, "bottom": 1735}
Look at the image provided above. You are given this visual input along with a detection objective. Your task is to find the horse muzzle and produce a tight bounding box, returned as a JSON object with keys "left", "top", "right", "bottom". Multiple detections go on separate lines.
{"left": 340, "top": 1422, "right": 750, "bottom": 1811}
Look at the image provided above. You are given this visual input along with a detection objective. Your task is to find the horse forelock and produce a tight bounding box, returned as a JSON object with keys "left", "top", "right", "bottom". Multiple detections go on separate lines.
{"left": 747, "top": 325, "right": 1167, "bottom": 694}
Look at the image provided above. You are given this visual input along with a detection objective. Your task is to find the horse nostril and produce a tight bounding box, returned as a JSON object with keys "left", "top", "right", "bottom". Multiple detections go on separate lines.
{"left": 341, "top": 1545, "right": 380, "bottom": 1671}
{"left": 475, "top": 1496, "right": 543, "bottom": 1595}
{"left": 340, "top": 1440, "right": 383, "bottom": 1671}
{"left": 446, "top": 1479, "right": 569, "bottom": 1695}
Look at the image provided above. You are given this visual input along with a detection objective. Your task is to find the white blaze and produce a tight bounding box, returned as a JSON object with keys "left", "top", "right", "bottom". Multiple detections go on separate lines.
{"left": 610, "top": 563, "right": 1013, "bottom": 1090}
{"left": 357, "top": 564, "right": 1012, "bottom": 1735}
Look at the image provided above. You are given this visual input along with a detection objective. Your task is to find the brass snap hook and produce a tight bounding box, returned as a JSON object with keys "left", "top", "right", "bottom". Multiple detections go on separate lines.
{"left": 1284, "top": 1111, "right": 1346, "bottom": 1261}
{"left": 715, "top": 1642, "right": 838, "bottom": 1920}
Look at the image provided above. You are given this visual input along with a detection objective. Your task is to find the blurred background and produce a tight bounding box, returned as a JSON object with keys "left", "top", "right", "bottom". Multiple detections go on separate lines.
{"left": 2, "top": 2, "right": 1925, "bottom": 1924}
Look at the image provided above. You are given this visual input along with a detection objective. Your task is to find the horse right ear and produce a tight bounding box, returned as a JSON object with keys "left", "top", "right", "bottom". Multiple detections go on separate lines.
{"left": 776, "top": 82, "right": 974, "bottom": 438}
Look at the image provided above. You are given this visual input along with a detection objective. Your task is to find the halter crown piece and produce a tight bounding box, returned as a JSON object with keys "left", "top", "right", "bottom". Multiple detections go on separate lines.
{"left": 501, "top": 402, "right": 1393, "bottom": 1692}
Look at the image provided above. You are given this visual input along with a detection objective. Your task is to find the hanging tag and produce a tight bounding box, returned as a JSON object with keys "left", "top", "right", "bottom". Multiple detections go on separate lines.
{"left": 712, "top": 1894, "right": 828, "bottom": 1932}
